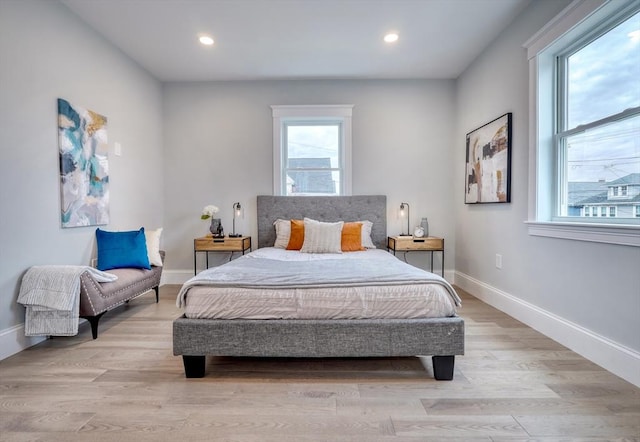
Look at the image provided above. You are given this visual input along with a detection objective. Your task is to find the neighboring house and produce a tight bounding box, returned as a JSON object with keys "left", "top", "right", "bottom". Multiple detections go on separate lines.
{"left": 567, "top": 180, "right": 609, "bottom": 216}
{"left": 287, "top": 158, "right": 336, "bottom": 195}
{"left": 572, "top": 173, "right": 640, "bottom": 218}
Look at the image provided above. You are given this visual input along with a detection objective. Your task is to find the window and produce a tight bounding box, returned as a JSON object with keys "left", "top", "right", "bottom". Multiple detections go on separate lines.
{"left": 272, "top": 105, "right": 353, "bottom": 196}
{"left": 612, "top": 186, "right": 629, "bottom": 197}
{"left": 557, "top": 10, "right": 639, "bottom": 220}
{"left": 525, "top": 0, "right": 640, "bottom": 246}
{"left": 635, "top": 205, "right": 640, "bottom": 217}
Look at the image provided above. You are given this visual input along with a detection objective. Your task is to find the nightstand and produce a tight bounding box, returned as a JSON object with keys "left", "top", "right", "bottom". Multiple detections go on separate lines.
{"left": 387, "top": 236, "right": 444, "bottom": 276}
{"left": 193, "top": 235, "right": 251, "bottom": 275}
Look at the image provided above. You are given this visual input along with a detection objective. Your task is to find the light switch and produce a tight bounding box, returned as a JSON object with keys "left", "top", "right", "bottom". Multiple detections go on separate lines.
{"left": 114, "top": 142, "right": 122, "bottom": 156}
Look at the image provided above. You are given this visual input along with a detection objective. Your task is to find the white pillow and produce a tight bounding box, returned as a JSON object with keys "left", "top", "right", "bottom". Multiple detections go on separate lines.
{"left": 145, "top": 227, "right": 163, "bottom": 266}
{"left": 300, "top": 218, "right": 344, "bottom": 254}
{"left": 359, "top": 220, "right": 376, "bottom": 249}
{"left": 273, "top": 219, "right": 291, "bottom": 249}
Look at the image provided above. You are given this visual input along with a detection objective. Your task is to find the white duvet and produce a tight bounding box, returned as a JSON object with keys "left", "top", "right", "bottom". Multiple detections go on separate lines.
{"left": 178, "top": 248, "right": 460, "bottom": 320}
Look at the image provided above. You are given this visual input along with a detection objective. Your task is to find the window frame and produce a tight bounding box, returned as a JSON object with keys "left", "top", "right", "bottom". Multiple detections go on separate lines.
{"left": 271, "top": 105, "right": 353, "bottom": 196}
{"left": 524, "top": 0, "right": 640, "bottom": 247}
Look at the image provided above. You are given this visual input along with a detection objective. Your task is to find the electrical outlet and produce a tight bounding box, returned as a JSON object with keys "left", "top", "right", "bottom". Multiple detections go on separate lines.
{"left": 495, "top": 254, "right": 502, "bottom": 269}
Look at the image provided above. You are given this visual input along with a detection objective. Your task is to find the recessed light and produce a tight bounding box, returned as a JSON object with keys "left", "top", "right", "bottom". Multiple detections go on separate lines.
{"left": 384, "top": 33, "right": 399, "bottom": 43}
{"left": 199, "top": 35, "right": 214, "bottom": 46}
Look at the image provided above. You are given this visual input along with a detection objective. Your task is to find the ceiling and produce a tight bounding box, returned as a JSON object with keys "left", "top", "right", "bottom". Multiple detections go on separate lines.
{"left": 60, "top": 0, "right": 530, "bottom": 82}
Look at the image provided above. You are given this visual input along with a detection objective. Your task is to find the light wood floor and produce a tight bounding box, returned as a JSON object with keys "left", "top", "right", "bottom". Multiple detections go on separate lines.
{"left": 1, "top": 285, "right": 638, "bottom": 441}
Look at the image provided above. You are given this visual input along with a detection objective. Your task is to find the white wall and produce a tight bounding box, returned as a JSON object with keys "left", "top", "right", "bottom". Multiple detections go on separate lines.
{"left": 162, "top": 80, "right": 456, "bottom": 279}
{"left": 455, "top": 0, "right": 640, "bottom": 384}
{"left": 0, "top": 0, "right": 163, "bottom": 356}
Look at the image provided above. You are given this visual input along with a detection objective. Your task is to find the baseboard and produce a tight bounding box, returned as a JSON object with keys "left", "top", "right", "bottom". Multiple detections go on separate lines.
{"left": 454, "top": 271, "right": 640, "bottom": 387}
{"left": 0, "top": 323, "right": 47, "bottom": 361}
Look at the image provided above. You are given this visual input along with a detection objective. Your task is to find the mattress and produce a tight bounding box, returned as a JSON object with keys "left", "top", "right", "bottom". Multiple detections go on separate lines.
{"left": 178, "top": 248, "right": 460, "bottom": 320}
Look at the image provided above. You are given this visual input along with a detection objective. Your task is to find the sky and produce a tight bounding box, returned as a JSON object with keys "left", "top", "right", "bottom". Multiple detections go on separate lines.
{"left": 567, "top": 10, "right": 640, "bottom": 183}
{"left": 287, "top": 124, "right": 339, "bottom": 168}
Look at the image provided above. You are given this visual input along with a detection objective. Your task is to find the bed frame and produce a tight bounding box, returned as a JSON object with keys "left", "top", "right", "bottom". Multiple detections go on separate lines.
{"left": 173, "top": 195, "right": 464, "bottom": 380}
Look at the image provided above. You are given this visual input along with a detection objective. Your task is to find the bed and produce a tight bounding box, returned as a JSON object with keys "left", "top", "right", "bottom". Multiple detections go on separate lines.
{"left": 173, "top": 195, "right": 464, "bottom": 380}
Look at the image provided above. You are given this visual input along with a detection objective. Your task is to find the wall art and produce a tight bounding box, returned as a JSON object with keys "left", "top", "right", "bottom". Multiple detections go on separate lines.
{"left": 465, "top": 112, "right": 512, "bottom": 204}
{"left": 58, "top": 98, "right": 109, "bottom": 227}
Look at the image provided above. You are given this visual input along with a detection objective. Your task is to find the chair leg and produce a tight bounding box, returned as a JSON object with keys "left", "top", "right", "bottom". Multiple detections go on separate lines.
{"left": 154, "top": 286, "right": 159, "bottom": 303}
{"left": 81, "top": 312, "right": 105, "bottom": 339}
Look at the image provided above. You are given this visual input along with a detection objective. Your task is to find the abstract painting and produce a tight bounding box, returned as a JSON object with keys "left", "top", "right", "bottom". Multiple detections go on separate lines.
{"left": 465, "top": 113, "right": 512, "bottom": 204}
{"left": 58, "top": 98, "right": 109, "bottom": 227}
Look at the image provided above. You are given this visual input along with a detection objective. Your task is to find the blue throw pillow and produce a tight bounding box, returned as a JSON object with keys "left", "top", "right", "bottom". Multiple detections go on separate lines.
{"left": 96, "top": 227, "right": 151, "bottom": 271}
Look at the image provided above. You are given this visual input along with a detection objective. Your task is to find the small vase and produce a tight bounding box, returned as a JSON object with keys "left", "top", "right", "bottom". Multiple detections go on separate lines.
{"left": 420, "top": 217, "right": 429, "bottom": 237}
{"left": 209, "top": 218, "right": 222, "bottom": 237}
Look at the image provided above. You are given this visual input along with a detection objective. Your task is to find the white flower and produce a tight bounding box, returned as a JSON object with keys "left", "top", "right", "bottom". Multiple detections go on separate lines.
{"left": 201, "top": 204, "right": 219, "bottom": 220}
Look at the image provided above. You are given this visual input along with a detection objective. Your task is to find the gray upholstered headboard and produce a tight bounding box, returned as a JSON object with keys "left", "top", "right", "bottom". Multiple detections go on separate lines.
{"left": 256, "top": 195, "right": 387, "bottom": 249}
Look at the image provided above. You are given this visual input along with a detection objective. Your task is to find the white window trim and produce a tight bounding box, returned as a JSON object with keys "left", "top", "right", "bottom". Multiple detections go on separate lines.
{"left": 271, "top": 105, "right": 353, "bottom": 196}
{"left": 525, "top": 221, "right": 639, "bottom": 246}
{"left": 523, "top": 0, "right": 639, "bottom": 247}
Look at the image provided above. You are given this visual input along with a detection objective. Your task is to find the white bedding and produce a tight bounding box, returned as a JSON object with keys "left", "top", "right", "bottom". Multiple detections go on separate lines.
{"left": 179, "top": 248, "right": 460, "bottom": 320}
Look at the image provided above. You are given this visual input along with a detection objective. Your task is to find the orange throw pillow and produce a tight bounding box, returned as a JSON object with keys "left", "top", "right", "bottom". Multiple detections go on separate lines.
{"left": 341, "top": 222, "right": 365, "bottom": 251}
{"left": 286, "top": 219, "right": 305, "bottom": 250}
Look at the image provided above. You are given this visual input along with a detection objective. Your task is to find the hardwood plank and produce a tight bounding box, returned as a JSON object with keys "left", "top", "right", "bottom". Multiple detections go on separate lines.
{"left": 391, "top": 415, "right": 529, "bottom": 437}
{"left": 546, "top": 382, "right": 640, "bottom": 399}
{"left": 358, "top": 383, "right": 561, "bottom": 399}
{"left": 491, "top": 438, "right": 639, "bottom": 442}
{"left": 0, "top": 411, "right": 94, "bottom": 432}
{"left": 514, "top": 414, "right": 640, "bottom": 437}
{"left": 181, "top": 413, "right": 392, "bottom": 437}
{"left": 337, "top": 397, "right": 428, "bottom": 418}
{"left": 78, "top": 410, "right": 188, "bottom": 433}
{"left": 163, "top": 395, "right": 338, "bottom": 416}
{"left": 421, "top": 397, "right": 614, "bottom": 416}
{"left": 0, "top": 434, "right": 493, "bottom": 442}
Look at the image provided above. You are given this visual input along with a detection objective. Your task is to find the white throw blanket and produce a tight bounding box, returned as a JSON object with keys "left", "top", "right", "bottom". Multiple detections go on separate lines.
{"left": 17, "top": 266, "right": 117, "bottom": 336}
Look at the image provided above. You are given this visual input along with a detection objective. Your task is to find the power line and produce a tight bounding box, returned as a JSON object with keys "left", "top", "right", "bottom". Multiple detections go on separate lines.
{"left": 568, "top": 156, "right": 640, "bottom": 163}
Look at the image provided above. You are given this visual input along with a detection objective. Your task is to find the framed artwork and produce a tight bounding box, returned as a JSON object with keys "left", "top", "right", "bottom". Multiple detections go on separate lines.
{"left": 464, "top": 112, "right": 512, "bottom": 204}
{"left": 58, "top": 98, "right": 110, "bottom": 227}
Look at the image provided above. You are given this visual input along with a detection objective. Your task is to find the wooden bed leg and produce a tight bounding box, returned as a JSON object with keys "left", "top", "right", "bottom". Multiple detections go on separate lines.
{"left": 182, "top": 355, "right": 206, "bottom": 378}
{"left": 432, "top": 355, "right": 455, "bottom": 380}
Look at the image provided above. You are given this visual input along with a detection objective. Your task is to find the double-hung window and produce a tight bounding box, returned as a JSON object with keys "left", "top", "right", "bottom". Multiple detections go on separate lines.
{"left": 271, "top": 105, "right": 353, "bottom": 196}
{"left": 525, "top": 0, "right": 640, "bottom": 246}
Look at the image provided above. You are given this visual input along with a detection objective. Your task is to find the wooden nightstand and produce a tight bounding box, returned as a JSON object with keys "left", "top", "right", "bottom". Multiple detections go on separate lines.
{"left": 387, "top": 236, "right": 444, "bottom": 276}
{"left": 193, "top": 235, "right": 251, "bottom": 275}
